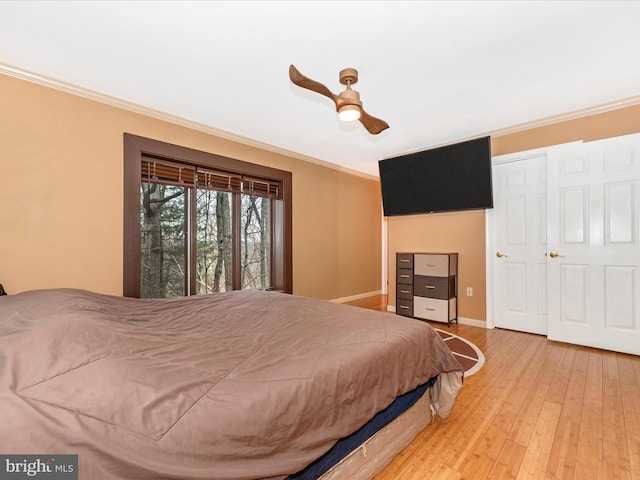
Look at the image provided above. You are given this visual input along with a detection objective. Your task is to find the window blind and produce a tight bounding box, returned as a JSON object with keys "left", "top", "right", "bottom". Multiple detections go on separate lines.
{"left": 141, "top": 156, "right": 283, "bottom": 199}
{"left": 141, "top": 157, "right": 196, "bottom": 186}
{"left": 197, "top": 167, "right": 243, "bottom": 193}
{"left": 242, "top": 175, "right": 281, "bottom": 199}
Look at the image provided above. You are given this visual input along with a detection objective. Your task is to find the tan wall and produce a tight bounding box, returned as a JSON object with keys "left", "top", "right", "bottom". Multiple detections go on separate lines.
{"left": 0, "top": 73, "right": 381, "bottom": 300}
{"left": 387, "top": 103, "right": 640, "bottom": 324}
{"left": 387, "top": 210, "right": 486, "bottom": 321}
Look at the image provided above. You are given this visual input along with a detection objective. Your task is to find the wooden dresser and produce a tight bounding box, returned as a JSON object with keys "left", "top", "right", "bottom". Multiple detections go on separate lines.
{"left": 396, "top": 252, "right": 458, "bottom": 325}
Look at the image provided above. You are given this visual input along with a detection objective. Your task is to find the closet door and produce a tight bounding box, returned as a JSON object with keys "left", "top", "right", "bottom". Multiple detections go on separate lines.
{"left": 547, "top": 134, "right": 640, "bottom": 355}
{"left": 492, "top": 155, "right": 548, "bottom": 335}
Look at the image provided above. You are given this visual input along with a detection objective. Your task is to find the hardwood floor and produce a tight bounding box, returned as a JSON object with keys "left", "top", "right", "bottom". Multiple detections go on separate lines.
{"left": 346, "top": 295, "right": 640, "bottom": 480}
{"left": 346, "top": 294, "right": 390, "bottom": 312}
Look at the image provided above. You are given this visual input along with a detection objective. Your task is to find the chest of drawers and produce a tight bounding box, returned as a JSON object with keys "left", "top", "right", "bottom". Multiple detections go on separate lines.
{"left": 396, "top": 252, "right": 458, "bottom": 325}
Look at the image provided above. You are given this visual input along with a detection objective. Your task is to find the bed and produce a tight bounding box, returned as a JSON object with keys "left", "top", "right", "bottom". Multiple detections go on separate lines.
{"left": 0, "top": 288, "right": 463, "bottom": 480}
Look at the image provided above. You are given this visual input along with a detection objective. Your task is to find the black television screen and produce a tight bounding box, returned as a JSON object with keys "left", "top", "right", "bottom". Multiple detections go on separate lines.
{"left": 378, "top": 136, "right": 493, "bottom": 216}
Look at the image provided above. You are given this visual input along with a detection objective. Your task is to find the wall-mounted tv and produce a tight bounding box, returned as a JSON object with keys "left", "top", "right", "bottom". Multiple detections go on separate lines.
{"left": 378, "top": 136, "right": 493, "bottom": 216}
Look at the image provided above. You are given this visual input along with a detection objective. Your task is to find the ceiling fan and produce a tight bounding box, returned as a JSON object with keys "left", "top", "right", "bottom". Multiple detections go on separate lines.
{"left": 289, "top": 65, "right": 389, "bottom": 135}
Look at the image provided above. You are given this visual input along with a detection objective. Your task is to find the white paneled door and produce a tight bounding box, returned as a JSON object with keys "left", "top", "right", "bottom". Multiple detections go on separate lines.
{"left": 547, "top": 134, "right": 640, "bottom": 355}
{"left": 492, "top": 154, "right": 548, "bottom": 335}
{"left": 491, "top": 133, "right": 640, "bottom": 355}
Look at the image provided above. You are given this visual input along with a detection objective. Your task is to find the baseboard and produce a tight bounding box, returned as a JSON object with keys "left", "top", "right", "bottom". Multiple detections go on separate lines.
{"left": 331, "top": 290, "right": 383, "bottom": 304}
{"left": 386, "top": 306, "right": 487, "bottom": 329}
{"left": 457, "top": 317, "right": 487, "bottom": 328}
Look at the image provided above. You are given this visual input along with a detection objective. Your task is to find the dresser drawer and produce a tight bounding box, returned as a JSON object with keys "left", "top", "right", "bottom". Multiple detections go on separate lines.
{"left": 413, "top": 275, "right": 455, "bottom": 299}
{"left": 397, "top": 253, "right": 414, "bottom": 269}
{"left": 397, "top": 268, "right": 413, "bottom": 284}
{"left": 397, "top": 284, "right": 413, "bottom": 300}
{"left": 414, "top": 254, "right": 456, "bottom": 277}
{"left": 413, "top": 296, "right": 457, "bottom": 323}
{"left": 396, "top": 298, "right": 413, "bottom": 317}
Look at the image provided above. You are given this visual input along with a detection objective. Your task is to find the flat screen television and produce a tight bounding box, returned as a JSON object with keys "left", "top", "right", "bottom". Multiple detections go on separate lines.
{"left": 378, "top": 136, "right": 493, "bottom": 216}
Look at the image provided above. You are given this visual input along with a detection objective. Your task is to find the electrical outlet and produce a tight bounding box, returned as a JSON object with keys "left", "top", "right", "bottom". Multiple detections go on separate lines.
{"left": 466, "top": 287, "right": 473, "bottom": 297}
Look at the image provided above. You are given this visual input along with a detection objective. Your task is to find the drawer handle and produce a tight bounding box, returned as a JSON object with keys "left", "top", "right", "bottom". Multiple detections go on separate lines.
{"left": 425, "top": 264, "right": 436, "bottom": 267}
{"left": 424, "top": 285, "right": 436, "bottom": 289}
{"left": 400, "top": 305, "right": 410, "bottom": 310}
{"left": 400, "top": 274, "right": 410, "bottom": 279}
{"left": 424, "top": 307, "right": 436, "bottom": 311}
{"left": 400, "top": 289, "right": 410, "bottom": 294}
{"left": 400, "top": 259, "right": 410, "bottom": 263}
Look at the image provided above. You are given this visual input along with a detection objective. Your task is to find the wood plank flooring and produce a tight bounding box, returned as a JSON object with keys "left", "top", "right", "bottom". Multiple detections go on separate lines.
{"left": 345, "top": 295, "right": 640, "bottom": 480}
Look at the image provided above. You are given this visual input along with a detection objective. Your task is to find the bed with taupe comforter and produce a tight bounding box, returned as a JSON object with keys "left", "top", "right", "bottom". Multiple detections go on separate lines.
{"left": 0, "top": 288, "right": 463, "bottom": 480}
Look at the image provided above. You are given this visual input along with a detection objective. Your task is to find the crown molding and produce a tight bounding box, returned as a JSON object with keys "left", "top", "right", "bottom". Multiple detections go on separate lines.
{"left": 3, "top": 62, "right": 638, "bottom": 181}
{"left": 385, "top": 95, "right": 640, "bottom": 161}
{"left": 488, "top": 95, "right": 640, "bottom": 138}
{"left": 0, "top": 63, "right": 378, "bottom": 181}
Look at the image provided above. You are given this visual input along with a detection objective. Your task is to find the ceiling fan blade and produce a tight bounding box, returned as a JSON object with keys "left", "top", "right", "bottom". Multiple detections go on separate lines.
{"left": 359, "top": 109, "right": 389, "bottom": 135}
{"left": 289, "top": 65, "right": 338, "bottom": 105}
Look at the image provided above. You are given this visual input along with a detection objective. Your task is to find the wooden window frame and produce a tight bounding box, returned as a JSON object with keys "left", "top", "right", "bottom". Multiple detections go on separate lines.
{"left": 123, "top": 133, "right": 292, "bottom": 297}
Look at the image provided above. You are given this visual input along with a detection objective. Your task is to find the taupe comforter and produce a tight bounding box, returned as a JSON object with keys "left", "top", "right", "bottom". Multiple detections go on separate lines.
{"left": 0, "top": 289, "right": 462, "bottom": 480}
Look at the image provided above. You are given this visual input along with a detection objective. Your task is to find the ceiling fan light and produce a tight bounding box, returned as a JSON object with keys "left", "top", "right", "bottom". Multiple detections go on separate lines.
{"left": 338, "top": 105, "right": 361, "bottom": 122}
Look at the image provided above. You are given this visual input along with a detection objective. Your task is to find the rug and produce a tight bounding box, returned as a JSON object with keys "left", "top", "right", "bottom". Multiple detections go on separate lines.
{"left": 435, "top": 329, "right": 485, "bottom": 377}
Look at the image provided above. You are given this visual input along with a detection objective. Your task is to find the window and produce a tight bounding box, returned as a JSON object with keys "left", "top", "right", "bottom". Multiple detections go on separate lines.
{"left": 124, "top": 134, "right": 292, "bottom": 297}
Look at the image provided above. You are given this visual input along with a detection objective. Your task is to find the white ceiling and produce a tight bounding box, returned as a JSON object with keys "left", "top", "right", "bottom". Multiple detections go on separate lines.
{"left": 2, "top": 1, "right": 640, "bottom": 177}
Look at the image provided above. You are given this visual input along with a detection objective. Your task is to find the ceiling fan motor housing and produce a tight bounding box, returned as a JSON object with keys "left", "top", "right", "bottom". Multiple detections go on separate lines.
{"left": 339, "top": 88, "right": 362, "bottom": 107}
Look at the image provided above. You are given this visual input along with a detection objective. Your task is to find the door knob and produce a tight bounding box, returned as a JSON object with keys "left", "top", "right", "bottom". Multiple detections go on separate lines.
{"left": 548, "top": 251, "right": 565, "bottom": 258}
{"left": 496, "top": 251, "right": 508, "bottom": 258}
